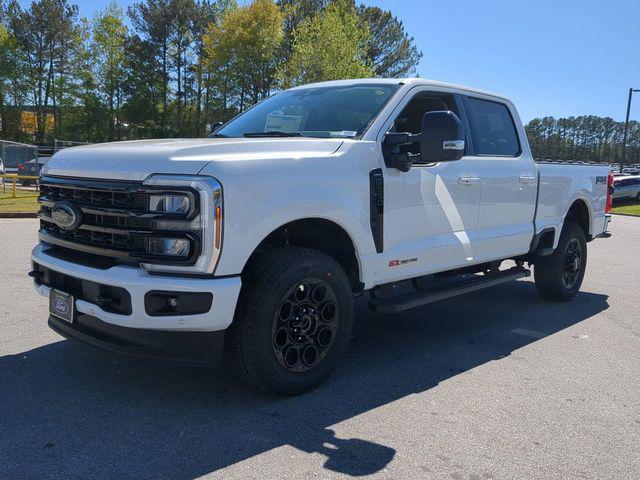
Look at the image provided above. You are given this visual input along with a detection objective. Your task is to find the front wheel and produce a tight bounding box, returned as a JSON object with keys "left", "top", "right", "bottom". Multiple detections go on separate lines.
{"left": 534, "top": 222, "right": 587, "bottom": 301}
{"left": 226, "top": 247, "right": 354, "bottom": 394}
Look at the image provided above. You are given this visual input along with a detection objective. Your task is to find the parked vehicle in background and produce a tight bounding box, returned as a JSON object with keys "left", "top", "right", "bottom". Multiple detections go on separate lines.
{"left": 612, "top": 175, "right": 640, "bottom": 201}
{"left": 30, "top": 78, "right": 613, "bottom": 394}
{"left": 18, "top": 157, "right": 50, "bottom": 185}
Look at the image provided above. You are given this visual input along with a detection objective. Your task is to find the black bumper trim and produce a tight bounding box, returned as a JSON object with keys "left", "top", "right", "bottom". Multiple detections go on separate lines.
{"left": 48, "top": 313, "right": 226, "bottom": 367}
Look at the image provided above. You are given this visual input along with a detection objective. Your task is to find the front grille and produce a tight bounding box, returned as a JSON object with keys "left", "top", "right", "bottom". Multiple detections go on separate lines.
{"left": 38, "top": 176, "right": 200, "bottom": 264}
{"left": 40, "top": 221, "right": 147, "bottom": 255}
{"left": 40, "top": 181, "right": 148, "bottom": 211}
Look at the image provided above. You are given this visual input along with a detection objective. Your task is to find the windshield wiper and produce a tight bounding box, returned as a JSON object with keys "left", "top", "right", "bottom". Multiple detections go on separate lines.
{"left": 243, "top": 131, "right": 303, "bottom": 138}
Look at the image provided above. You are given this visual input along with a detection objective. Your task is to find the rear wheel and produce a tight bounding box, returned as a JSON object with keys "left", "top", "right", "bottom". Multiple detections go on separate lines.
{"left": 534, "top": 222, "right": 587, "bottom": 301}
{"left": 227, "top": 247, "right": 354, "bottom": 394}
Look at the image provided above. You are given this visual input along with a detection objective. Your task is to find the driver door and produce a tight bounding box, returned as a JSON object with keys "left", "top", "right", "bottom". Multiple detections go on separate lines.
{"left": 377, "top": 89, "right": 481, "bottom": 284}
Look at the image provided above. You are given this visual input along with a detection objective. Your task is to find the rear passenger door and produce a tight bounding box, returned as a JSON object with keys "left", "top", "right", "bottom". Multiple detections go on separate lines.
{"left": 462, "top": 96, "right": 538, "bottom": 261}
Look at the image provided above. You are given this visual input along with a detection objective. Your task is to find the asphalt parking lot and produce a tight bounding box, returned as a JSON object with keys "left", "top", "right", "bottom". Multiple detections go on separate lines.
{"left": 1, "top": 217, "right": 639, "bottom": 480}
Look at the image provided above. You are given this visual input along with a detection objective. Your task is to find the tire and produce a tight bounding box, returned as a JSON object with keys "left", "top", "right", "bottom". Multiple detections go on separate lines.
{"left": 534, "top": 222, "right": 587, "bottom": 301}
{"left": 226, "top": 247, "right": 354, "bottom": 394}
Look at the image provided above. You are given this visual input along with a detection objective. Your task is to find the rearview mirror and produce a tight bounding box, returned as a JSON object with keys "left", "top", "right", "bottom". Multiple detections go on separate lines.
{"left": 209, "top": 121, "right": 224, "bottom": 135}
{"left": 420, "top": 111, "right": 466, "bottom": 163}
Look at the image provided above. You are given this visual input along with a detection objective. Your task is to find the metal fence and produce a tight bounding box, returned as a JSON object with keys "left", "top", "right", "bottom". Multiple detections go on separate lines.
{"left": 0, "top": 174, "right": 40, "bottom": 200}
{"left": 0, "top": 140, "right": 38, "bottom": 171}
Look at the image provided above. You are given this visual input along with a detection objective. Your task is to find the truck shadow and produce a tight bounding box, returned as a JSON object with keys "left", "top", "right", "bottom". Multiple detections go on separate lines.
{"left": 0, "top": 281, "right": 608, "bottom": 479}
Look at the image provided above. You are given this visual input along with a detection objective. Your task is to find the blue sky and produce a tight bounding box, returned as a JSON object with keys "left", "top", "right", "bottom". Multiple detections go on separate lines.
{"left": 17, "top": 0, "right": 640, "bottom": 122}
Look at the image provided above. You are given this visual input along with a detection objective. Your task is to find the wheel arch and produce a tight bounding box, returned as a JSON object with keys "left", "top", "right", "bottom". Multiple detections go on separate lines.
{"left": 564, "top": 198, "right": 592, "bottom": 240}
{"left": 242, "top": 217, "right": 364, "bottom": 292}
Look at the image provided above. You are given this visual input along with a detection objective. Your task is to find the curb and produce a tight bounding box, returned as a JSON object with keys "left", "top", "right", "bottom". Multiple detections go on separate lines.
{"left": 0, "top": 212, "right": 38, "bottom": 219}
{"left": 611, "top": 212, "right": 640, "bottom": 218}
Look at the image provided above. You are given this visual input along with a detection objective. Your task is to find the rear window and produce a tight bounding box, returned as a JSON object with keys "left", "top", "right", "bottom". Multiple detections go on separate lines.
{"left": 465, "top": 97, "right": 520, "bottom": 156}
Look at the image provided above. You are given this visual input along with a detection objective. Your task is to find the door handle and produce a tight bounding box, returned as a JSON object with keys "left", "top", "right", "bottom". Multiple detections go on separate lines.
{"left": 519, "top": 175, "right": 536, "bottom": 185}
{"left": 458, "top": 176, "right": 481, "bottom": 185}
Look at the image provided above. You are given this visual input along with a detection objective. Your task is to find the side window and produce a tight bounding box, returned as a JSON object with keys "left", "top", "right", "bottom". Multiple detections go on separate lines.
{"left": 465, "top": 97, "right": 520, "bottom": 156}
{"left": 392, "top": 92, "right": 458, "bottom": 154}
{"left": 394, "top": 93, "right": 457, "bottom": 134}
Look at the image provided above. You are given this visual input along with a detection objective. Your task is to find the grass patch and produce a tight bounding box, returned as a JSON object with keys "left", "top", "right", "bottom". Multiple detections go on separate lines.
{"left": 611, "top": 200, "right": 640, "bottom": 215}
{"left": 0, "top": 189, "right": 39, "bottom": 213}
{"left": 612, "top": 202, "right": 640, "bottom": 216}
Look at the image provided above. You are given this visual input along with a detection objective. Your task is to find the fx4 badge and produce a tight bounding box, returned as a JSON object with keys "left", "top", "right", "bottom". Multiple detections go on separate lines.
{"left": 389, "top": 257, "right": 417, "bottom": 267}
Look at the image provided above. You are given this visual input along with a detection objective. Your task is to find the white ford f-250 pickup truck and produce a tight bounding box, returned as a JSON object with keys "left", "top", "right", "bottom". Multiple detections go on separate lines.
{"left": 31, "top": 78, "right": 613, "bottom": 394}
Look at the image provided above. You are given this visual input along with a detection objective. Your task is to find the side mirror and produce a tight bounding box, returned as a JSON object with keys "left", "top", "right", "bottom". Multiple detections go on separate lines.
{"left": 382, "top": 110, "right": 466, "bottom": 172}
{"left": 420, "top": 111, "right": 466, "bottom": 163}
{"left": 209, "top": 121, "right": 224, "bottom": 135}
{"left": 381, "top": 131, "right": 421, "bottom": 172}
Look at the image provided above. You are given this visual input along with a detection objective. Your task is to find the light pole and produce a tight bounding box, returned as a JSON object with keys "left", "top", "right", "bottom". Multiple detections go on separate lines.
{"left": 622, "top": 88, "right": 640, "bottom": 167}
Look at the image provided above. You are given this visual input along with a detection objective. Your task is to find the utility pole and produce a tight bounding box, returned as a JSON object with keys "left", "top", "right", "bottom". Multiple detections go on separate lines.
{"left": 622, "top": 88, "right": 640, "bottom": 167}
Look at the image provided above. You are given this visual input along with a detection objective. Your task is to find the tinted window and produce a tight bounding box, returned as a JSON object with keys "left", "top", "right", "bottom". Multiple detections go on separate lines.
{"left": 465, "top": 97, "right": 520, "bottom": 156}
{"left": 394, "top": 94, "right": 458, "bottom": 134}
{"left": 214, "top": 84, "right": 400, "bottom": 139}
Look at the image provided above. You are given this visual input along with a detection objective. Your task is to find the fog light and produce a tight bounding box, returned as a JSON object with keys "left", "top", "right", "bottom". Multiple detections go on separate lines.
{"left": 145, "top": 291, "right": 213, "bottom": 316}
{"left": 149, "top": 194, "right": 190, "bottom": 213}
{"left": 148, "top": 238, "right": 190, "bottom": 257}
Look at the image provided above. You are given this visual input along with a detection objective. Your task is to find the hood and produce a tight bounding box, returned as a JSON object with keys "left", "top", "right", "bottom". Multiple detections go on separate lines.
{"left": 43, "top": 137, "right": 344, "bottom": 181}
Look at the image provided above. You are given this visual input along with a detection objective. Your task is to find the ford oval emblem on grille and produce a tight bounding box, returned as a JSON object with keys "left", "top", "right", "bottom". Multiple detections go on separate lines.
{"left": 52, "top": 298, "right": 69, "bottom": 314}
{"left": 51, "top": 201, "right": 83, "bottom": 230}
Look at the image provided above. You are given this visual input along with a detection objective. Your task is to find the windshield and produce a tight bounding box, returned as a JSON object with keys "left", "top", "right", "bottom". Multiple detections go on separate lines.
{"left": 213, "top": 84, "right": 400, "bottom": 139}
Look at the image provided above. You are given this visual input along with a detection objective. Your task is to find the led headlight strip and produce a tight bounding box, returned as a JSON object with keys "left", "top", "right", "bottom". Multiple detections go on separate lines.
{"left": 141, "top": 174, "right": 223, "bottom": 275}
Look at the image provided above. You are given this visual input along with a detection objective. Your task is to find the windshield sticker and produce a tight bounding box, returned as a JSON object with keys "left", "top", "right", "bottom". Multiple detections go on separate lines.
{"left": 265, "top": 112, "right": 302, "bottom": 133}
{"left": 332, "top": 131, "right": 358, "bottom": 138}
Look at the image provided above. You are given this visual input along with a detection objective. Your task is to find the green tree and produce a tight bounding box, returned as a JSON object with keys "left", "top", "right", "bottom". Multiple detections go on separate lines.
{"left": 128, "top": 0, "right": 174, "bottom": 134}
{"left": 283, "top": 0, "right": 372, "bottom": 87}
{"left": 203, "top": 0, "right": 284, "bottom": 116}
{"left": 525, "top": 115, "right": 639, "bottom": 164}
{"left": 167, "top": 0, "right": 197, "bottom": 134}
{"left": 279, "top": 0, "right": 329, "bottom": 47}
{"left": 358, "top": 5, "right": 422, "bottom": 78}
{"left": 0, "top": 0, "right": 425, "bottom": 143}
{"left": 0, "top": 23, "right": 20, "bottom": 132}
{"left": 122, "top": 34, "right": 165, "bottom": 138}
{"left": 93, "top": 3, "right": 128, "bottom": 140}
{"left": 5, "top": 0, "right": 85, "bottom": 142}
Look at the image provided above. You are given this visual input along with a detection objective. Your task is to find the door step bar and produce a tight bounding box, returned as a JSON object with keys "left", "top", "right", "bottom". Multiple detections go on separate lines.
{"left": 369, "top": 266, "right": 531, "bottom": 314}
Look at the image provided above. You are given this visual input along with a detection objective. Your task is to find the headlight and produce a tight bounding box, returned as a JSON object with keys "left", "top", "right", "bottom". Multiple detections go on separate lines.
{"left": 141, "top": 175, "right": 223, "bottom": 275}
{"left": 149, "top": 194, "right": 190, "bottom": 214}
{"left": 148, "top": 238, "right": 191, "bottom": 257}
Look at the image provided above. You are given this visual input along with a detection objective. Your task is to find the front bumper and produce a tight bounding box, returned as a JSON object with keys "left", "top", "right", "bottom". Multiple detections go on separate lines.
{"left": 48, "top": 313, "right": 226, "bottom": 366}
{"left": 31, "top": 243, "right": 242, "bottom": 332}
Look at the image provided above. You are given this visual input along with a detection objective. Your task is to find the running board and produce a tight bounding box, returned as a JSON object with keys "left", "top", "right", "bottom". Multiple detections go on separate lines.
{"left": 369, "top": 266, "right": 531, "bottom": 314}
